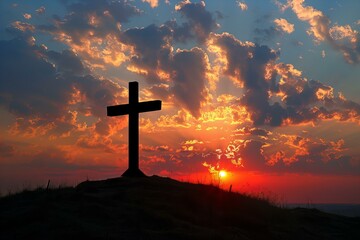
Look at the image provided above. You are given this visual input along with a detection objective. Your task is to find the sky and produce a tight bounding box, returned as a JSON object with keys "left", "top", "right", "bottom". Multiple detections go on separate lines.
{"left": 0, "top": 0, "right": 359, "bottom": 203}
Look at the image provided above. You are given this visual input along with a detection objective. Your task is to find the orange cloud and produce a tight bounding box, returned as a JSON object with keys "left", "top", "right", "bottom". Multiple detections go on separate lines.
{"left": 288, "top": 0, "right": 360, "bottom": 64}
{"left": 329, "top": 24, "right": 358, "bottom": 43}
{"left": 156, "top": 110, "right": 194, "bottom": 128}
{"left": 237, "top": 2, "right": 248, "bottom": 11}
{"left": 56, "top": 32, "right": 130, "bottom": 68}
{"left": 274, "top": 18, "right": 294, "bottom": 34}
{"left": 23, "top": 13, "right": 32, "bottom": 19}
{"left": 11, "top": 21, "right": 35, "bottom": 32}
{"left": 142, "top": 0, "right": 159, "bottom": 8}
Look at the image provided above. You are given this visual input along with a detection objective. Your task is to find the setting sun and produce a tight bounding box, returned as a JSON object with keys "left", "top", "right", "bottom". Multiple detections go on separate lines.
{"left": 219, "top": 170, "right": 227, "bottom": 178}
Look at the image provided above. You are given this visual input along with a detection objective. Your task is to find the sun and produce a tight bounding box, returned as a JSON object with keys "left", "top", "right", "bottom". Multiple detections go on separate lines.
{"left": 219, "top": 170, "right": 227, "bottom": 178}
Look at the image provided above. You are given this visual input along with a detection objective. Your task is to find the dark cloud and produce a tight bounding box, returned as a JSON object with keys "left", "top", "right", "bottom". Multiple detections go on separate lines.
{"left": 254, "top": 26, "right": 281, "bottom": 43}
{"left": 175, "top": 1, "right": 219, "bottom": 43}
{"left": 146, "top": 84, "right": 172, "bottom": 101}
{"left": 36, "top": 6, "right": 46, "bottom": 15}
{"left": 0, "top": 38, "right": 72, "bottom": 118}
{"left": 164, "top": 20, "right": 193, "bottom": 43}
{"left": 277, "top": 64, "right": 360, "bottom": 124}
{"left": 43, "top": 0, "right": 140, "bottom": 44}
{"left": 6, "top": 21, "right": 36, "bottom": 46}
{"left": 0, "top": 37, "right": 125, "bottom": 136}
{"left": 171, "top": 48, "right": 209, "bottom": 118}
{"left": 121, "top": 24, "right": 172, "bottom": 83}
{"left": 0, "top": 142, "right": 15, "bottom": 158}
{"left": 238, "top": 140, "right": 267, "bottom": 169}
{"left": 210, "top": 33, "right": 360, "bottom": 126}
{"left": 121, "top": 23, "right": 210, "bottom": 117}
{"left": 29, "top": 0, "right": 215, "bottom": 117}
{"left": 253, "top": 14, "right": 279, "bottom": 43}
{"left": 46, "top": 50, "right": 86, "bottom": 75}
{"left": 209, "top": 33, "right": 280, "bottom": 125}
{"left": 74, "top": 74, "right": 123, "bottom": 117}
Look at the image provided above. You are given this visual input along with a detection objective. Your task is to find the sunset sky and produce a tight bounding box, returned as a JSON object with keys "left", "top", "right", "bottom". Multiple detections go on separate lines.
{"left": 0, "top": 0, "right": 359, "bottom": 203}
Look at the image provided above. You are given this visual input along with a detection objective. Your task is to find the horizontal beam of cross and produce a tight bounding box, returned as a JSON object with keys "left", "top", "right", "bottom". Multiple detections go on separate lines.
{"left": 107, "top": 100, "right": 161, "bottom": 116}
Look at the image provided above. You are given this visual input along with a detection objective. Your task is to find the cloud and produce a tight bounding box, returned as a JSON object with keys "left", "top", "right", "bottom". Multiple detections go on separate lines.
{"left": 287, "top": 0, "right": 360, "bottom": 64}
{"left": 254, "top": 17, "right": 294, "bottom": 42}
{"left": 275, "top": 63, "right": 360, "bottom": 124}
{"left": 0, "top": 38, "right": 72, "bottom": 119}
{"left": 2, "top": 0, "right": 359, "bottom": 181}
{"left": 171, "top": 47, "right": 211, "bottom": 118}
{"left": 175, "top": 0, "right": 219, "bottom": 43}
{"left": 199, "top": 104, "right": 248, "bottom": 125}
{"left": 140, "top": 144, "right": 170, "bottom": 152}
{"left": 263, "top": 134, "right": 359, "bottom": 174}
{"left": 156, "top": 110, "right": 194, "bottom": 128}
{"left": 121, "top": 24, "right": 172, "bottom": 83}
{"left": 0, "top": 37, "right": 127, "bottom": 139}
{"left": 208, "top": 32, "right": 280, "bottom": 125}
{"left": 34, "top": 0, "right": 214, "bottom": 117}
{"left": 76, "top": 134, "right": 120, "bottom": 153}
{"left": 164, "top": 20, "right": 193, "bottom": 43}
{"left": 1, "top": 144, "right": 120, "bottom": 174}
{"left": 237, "top": 1, "right": 248, "bottom": 11}
{"left": 142, "top": 0, "right": 159, "bottom": 8}
{"left": 23, "top": 13, "right": 32, "bottom": 20}
{"left": 143, "top": 84, "right": 172, "bottom": 102}
{"left": 329, "top": 24, "right": 358, "bottom": 43}
{"left": 7, "top": 21, "right": 35, "bottom": 43}
{"left": 46, "top": 49, "right": 86, "bottom": 76}
{"left": 139, "top": 117, "right": 360, "bottom": 175}
{"left": 0, "top": 142, "right": 15, "bottom": 158}
{"left": 38, "top": 0, "right": 140, "bottom": 68}
{"left": 202, "top": 140, "right": 266, "bottom": 172}
{"left": 208, "top": 32, "right": 360, "bottom": 126}
{"left": 233, "top": 126, "right": 270, "bottom": 137}
{"left": 36, "top": 6, "right": 45, "bottom": 15}
{"left": 122, "top": 23, "right": 211, "bottom": 117}
{"left": 199, "top": 131, "right": 359, "bottom": 175}
{"left": 254, "top": 26, "right": 281, "bottom": 43}
{"left": 274, "top": 18, "right": 294, "bottom": 34}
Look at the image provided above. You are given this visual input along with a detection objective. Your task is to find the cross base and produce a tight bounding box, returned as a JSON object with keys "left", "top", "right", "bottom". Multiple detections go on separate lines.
{"left": 121, "top": 168, "right": 147, "bottom": 178}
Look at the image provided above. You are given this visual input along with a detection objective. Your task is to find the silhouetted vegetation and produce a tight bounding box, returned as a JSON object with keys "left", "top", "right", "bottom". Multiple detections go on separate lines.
{"left": 1, "top": 176, "right": 359, "bottom": 239}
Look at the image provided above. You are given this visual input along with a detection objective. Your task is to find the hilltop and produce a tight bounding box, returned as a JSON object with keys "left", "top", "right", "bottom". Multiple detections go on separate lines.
{"left": 0, "top": 175, "right": 359, "bottom": 239}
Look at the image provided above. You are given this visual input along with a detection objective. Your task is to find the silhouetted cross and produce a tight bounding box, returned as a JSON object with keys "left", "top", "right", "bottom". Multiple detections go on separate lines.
{"left": 107, "top": 81, "right": 162, "bottom": 177}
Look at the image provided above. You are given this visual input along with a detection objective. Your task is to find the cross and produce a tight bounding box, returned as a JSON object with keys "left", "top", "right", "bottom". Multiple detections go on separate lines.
{"left": 107, "top": 81, "right": 162, "bottom": 177}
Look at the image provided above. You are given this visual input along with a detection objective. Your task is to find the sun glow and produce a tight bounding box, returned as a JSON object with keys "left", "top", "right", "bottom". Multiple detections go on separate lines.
{"left": 219, "top": 170, "right": 227, "bottom": 178}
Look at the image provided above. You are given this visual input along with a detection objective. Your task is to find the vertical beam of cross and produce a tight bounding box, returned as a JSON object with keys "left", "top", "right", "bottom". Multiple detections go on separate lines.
{"left": 107, "top": 82, "right": 162, "bottom": 177}
{"left": 128, "top": 81, "right": 139, "bottom": 172}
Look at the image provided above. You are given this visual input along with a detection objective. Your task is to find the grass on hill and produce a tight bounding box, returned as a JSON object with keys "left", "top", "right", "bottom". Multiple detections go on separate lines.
{"left": 0, "top": 175, "right": 359, "bottom": 239}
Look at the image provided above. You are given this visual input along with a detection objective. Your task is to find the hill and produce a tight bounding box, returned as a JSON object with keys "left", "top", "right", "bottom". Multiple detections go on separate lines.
{"left": 0, "top": 175, "right": 359, "bottom": 239}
